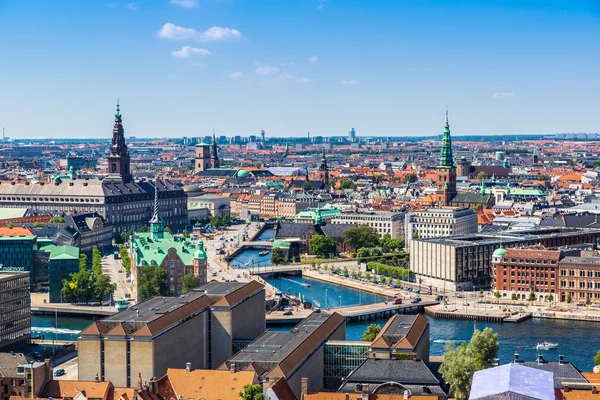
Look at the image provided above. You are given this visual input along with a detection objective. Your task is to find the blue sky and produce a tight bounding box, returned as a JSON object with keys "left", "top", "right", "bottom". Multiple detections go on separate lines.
{"left": 0, "top": 0, "right": 599, "bottom": 138}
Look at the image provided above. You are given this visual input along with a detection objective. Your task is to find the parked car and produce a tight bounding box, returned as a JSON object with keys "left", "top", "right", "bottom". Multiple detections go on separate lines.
{"left": 54, "top": 369, "right": 66, "bottom": 377}
{"left": 435, "top": 295, "right": 445, "bottom": 302}
{"left": 393, "top": 297, "right": 402, "bottom": 305}
{"left": 283, "top": 310, "right": 293, "bottom": 316}
{"left": 411, "top": 297, "right": 422, "bottom": 304}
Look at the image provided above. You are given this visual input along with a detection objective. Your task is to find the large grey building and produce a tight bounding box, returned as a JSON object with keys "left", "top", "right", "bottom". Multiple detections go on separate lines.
{"left": 0, "top": 104, "right": 187, "bottom": 234}
{"left": 410, "top": 227, "right": 600, "bottom": 292}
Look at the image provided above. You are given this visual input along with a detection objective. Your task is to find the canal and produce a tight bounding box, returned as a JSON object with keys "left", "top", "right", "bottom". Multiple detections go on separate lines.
{"left": 229, "top": 227, "right": 275, "bottom": 269}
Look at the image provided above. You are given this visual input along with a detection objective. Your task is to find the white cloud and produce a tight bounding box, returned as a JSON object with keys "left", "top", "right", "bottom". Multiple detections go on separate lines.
{"left": 309, "top": 56, "right": 319, "bottom": 63}
{"left": 230, "top": 72, "right": 244, "bottom": 79}
{"left": 256, "top": 66, "right": 279, "bottom": 75}
{"left": 105, "top": 3, "right": 117, "bottom": 8}
{"left": 126, "top": 3, "right": 137, "bottom": 10}
{"left": 279, "top": 73, "right": 312, "bottom": 83}
{"left": 492, "top": 92, "right": 516, "bottom": 98}
{"left": 341, "top": 80, "right": 360, "bottom": 85}
{"left": 158, "top": 23, "right": 243, "bottom": 42}
{"left": 169, "top": 0, "right": 198, "bottom": 8}
{"left": 280, "top": 62, "right": 296, "bottom": 67}
{"left": 171, "top": 46, "right": 211, "bottom": 58}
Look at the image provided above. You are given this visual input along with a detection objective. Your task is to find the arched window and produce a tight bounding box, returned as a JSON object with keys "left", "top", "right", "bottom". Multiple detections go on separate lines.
{"left": 112, "top": 162, "right": 117, "bottom": 173}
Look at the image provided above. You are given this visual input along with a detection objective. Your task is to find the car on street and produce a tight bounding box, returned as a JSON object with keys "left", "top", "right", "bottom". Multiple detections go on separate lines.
{"left": 435, "top": 295, "right": 445, "bottom": 302}
{"left": 54, "top": 369, "right": 66, "bottom": 377}
{"left": 411, "top": 297, "right": 422, "bottom": 304}
{"left": 283, "top": 310, "right": 293, "bottom": 316}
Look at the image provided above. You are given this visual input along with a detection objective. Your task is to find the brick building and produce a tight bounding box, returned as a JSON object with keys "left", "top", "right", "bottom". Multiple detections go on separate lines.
{"left": 491, "top": 246, "right": 560, "bottom": 301}
{"left": 558, "top": 251, "right": 600, "bottom": 303}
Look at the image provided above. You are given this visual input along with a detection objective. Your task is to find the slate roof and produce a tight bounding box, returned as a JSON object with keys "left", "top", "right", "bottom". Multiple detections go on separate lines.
{"left": 276, "top": 222, "right": 313, "bottom": 239}
{"left": 195, "top": 169, "right": 240, "bottom": 178}
{"left": 319, "top": 223, "right": 357, "bottom": 239}
{"left": 0, "top": 352, "right": 31, "bottom": 378}
{"left": 518, "top": 358, "right": 588, "bottom": 389}
{"left": 67, "top": 212, "right": 109, "bottom": 232}
{"left": 470, "top": 363, "right": 555, "bottom": 400}
{"left": 339, "top": 359, "right": 445, "bottom": 397}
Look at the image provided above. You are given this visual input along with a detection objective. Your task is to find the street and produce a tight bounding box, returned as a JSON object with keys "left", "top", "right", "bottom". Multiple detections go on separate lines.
{"left": 54, "top": 356, "right": 78, "bottom": 380}
{"left": 101, "top": 248, "right": 131, "bottom": 300}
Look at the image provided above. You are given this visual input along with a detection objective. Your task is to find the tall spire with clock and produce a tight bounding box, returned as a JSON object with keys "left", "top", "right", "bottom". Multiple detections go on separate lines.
{"left": 436, "top": 108, "right": 457, "bottom": 206}
{"left": 106, "top": 99, "right": 132, "bottom": 183}
{"left": 211, "top": 129, "right": 220, "bottom": 168}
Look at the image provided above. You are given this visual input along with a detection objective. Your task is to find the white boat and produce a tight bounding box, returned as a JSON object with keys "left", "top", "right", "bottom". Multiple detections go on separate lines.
{"left": 536, "top": 341, "right": 558, "bottom": 351}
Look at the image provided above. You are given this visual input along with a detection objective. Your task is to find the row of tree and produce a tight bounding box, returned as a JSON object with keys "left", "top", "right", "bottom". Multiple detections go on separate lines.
{"left": 119, "top": 246, "right": 132, "bottom": 275}
{"left": 61, "top": 247, "right": 117, "bottom": 303}
{"left": 365, "top": 261, "right": 412, "bottom": 280}
{"left": 136, "top": 266, "right": 201, "bottom": 300}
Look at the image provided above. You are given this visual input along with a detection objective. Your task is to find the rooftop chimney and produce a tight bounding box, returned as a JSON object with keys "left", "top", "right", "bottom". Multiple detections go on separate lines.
{"left": 513, "top": 352, "right": 519, "bottom": 363}
{"left": 361, "top": 384, "right": 369, "bottom": 400}
{"left": 262, "top": 377, "right": 273, "bottom": 396}
{"left": 95, "top": 374, "right": 99, "bottom": 383}
{"left": 185, "top": 362, "right": 191, "bottom": 372}
{"left": 301, "top": 377, "right": 308, "bottom": 396}
{"left": 230, "top": 363, "right": 236, "bottom": 373}
{"left": 345, "top": 394, "right": 350, "bottom": 400}
{"left": 559, "top": 355, "right": 564, "bottom": 365}
{"left": 404, "top": 389, "right": 409, "bottom": 399}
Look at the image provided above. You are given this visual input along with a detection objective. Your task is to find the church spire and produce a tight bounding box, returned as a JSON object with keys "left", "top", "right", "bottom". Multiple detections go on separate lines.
{"left": 149, "top": 179, "right": 165, "bottom": 239}
{"left": 107, "top": 99, "right": 132, "bottom": 183}
{"left": 439, "top": 108, "right": 454, "bottom": 168}
{"left": 211, "top": 129, "right": 219, "bottom": 168}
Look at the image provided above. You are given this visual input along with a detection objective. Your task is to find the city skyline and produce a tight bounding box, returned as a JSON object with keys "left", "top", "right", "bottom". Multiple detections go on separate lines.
{"left": 1, "top": 0, "right": 599, "bottom": 138}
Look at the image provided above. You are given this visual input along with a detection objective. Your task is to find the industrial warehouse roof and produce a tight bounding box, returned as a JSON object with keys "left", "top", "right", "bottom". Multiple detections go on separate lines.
{"left": 415, "top": 227, "right": 600, "bottom": 247}
{"left": 470, "top": 363, "right": 555, "bottom": 400}
{"left": 221, "top": 312, "right": 344, "bottom": 378}
{"left": 80, "top": 280, "right": 264, "bottom": 338}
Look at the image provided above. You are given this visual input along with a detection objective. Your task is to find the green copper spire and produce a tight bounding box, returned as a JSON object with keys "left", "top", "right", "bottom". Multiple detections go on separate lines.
{"left": 115, "top": 98, "right": 122, "bottom": 121}
{"left": 480, "top": 177, "right": 485, "bottom": 194}
{"left": 149, "top": 179, "right": 165, "bottom": 240}
{"left": 439, "top": 108, "right": 454, "bottom": 168}
{"left": 533, "top": 147, "right": 538, "bottom": 156}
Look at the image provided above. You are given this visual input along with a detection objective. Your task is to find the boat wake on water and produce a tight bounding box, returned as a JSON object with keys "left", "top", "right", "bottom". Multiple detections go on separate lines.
{"left": 32, "top": 327, "right": 81, "bottom": 335}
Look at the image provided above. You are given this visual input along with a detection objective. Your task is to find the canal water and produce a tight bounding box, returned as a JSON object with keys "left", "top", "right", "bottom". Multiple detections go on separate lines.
{"left": 229, "top": 227, "right": 275, "bottom": 269}
{"left": 265, "top": 276, "right": 599, "bottom": 371}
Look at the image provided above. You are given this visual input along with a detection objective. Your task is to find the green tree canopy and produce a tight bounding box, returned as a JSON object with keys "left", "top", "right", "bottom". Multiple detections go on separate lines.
{"left": 343, "top": 225, "right": 380, "bottom": 251}
{"left": 338, "top": 178, "right": 357, "bottom": 190}
{"left": 93, "top": 273, "right": 117, "bottom": 299}
{"left": 440, "top": 328, "right": 499, "bottom": 399}
{"left": 62, "top": 265, "right": 94, "bottom": 304}
{"left": 271, "top": 247, "right": 286, "bottom": 265}
{"left": 210, "top": 215, "right": 231, "bottom": 229}
{"left": 49, "top": 216, "right": 66, "bottom": 223}
{"left": 439, "top": 342, "right": 484, "bottom": 400}
{"left": 238, "top": 384, "right": 264, "bottom": 400}
{"left": 476, "top": 172, "right": 488, "bottom": 180}
{"left": 138, "top": 267, "right": 169, "bottom": 301}
{"left": 181, "top": 274, "right": 200, "bottom": 294}
{"left": 404, "top": 173, "right": 418, "bottom": 183}
{"left": 309, "top": 235, "right": 337, "bottom": 258}
{"left": 594, "top": 350, "right": 600, "bottom": 366}
{"left": 361, "top": 324, "right": 381, "bottom": 341}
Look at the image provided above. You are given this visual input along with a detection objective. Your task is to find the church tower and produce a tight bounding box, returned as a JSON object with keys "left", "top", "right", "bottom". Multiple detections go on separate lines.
{"left": 533, "top": 147, "right": 539, "bottom": 164}
{"left": 211, "top": 130, "right": 220, "bottom": 168}
{"left": 194, "top": 140, "right": 212, "bottom": 173}
{"left": 149, "top": 180, "right": 165, "bottom": 240}
{"left": 319, "top": 148, "right": 329, "bottom": 185}
{"left": 436, "top": 109, "right": 457, "bottom": 206}
{"left": 193, "top": 239, "right": 208, "bottom": 283}
{"left": 107, "top": 100, "right": 132, "bottom": 183}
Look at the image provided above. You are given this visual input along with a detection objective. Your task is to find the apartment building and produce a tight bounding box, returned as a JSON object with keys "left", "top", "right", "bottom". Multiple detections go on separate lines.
{"left": 0, "top": 272, "right": 31, "bottom": 351}
{"left": 330, "top": 211, "right": 405, "bottom": 239}
{"left": 558, "top": 251, "right": 600, "bottom": 303}
{"left": 276, "top": 194, "right": 319, "bottom": 219}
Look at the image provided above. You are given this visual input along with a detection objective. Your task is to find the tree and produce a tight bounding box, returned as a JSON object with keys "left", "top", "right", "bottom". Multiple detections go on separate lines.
{"left": 79, "top": 253, "right": 88, "bottom": 269}
{"left": 468, "top": 328, "right": 499, "bottom": 368}
{"left": 546, "top": 294, "right": 554, "bottom": 303}
{"left": 271, "top": 247, "right": 286, "bottom": 265}
{"left": 412, "top": 232, "right": 419, "bottom": 239}
{"left": 357, "top": 247, "right": 371, "bottom": 263}
{"left": 343, "top": 225, "right": 380, "bottom": 251}
{"left": 404, "top": 173, "right": 418, "bottom": 183}
{"left": 5, "top": 222, "right": 15, "bottom": 229}
{"left": 181, "top": 274, "right": 200, "bottom": 294}
{"left": 49, "top": 216, "right": 66, "bottom": 223}
{"left": 32, "top": 221, "right": 45, "bottom": 228}
{"left": 566, "top": 292, "right": 572, "bottom": 304}
{"left": 476, "top": 172, "right": 488, "bottom": 180}
{"left": 62, "top": 265, "right": 94, "bottom": 304}
{"left": 210, "top": 215, "right": 231, "bottom": 229}
{"left": 338, "top": 178, "right": 357, "bottom": 190}
{"left": 138, "top": 267, "right": 169, "bottom": 301}
{"left": 164, "top": 226, "right": 172, "bottom": 235}
{"left": 473, "top": 204, "right": 483, "bottom": 211}
{"left": 309, "top": 235, "right": 337, "bottom": 258}
{"left": 593, "top": 161, "right": 600, "bottom": 169}
{"left": 494, "top": 291, "right": 501, "bottom": 301}
{"left": 93, "top": 273, "right": 117, "bottom": 299}
{"left": 182, "top": 229, "right": 190, "bottom": 238}
{"left": 238, "top": 384, "right": 264, "bottom": 400}
{"left": 120, "top": 246, "right": 131, "bottom": 274}
{"left": 528, "top": 290, "right": 536, "bottom": 302}
{"left": 92, "top": 246, "right": 102, "bottom": 276}
{"left": 586, "top": 296, "right": 592, "bottom": 306}
{"left": 361, "top": 324, "right": 381, "bottom": 341}
{"left": 511, "top": 293, "right": 518, "bottom": 301}
{"left": 439, "top": 342, "right": 482, "bottom": 400}
{"left": 594, "top": 350, "right": 600, "bottom": 366}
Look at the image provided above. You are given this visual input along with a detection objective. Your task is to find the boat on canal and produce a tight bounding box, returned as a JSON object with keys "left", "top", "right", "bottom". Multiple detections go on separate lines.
{"left": 536, "top": 341, "right": 558, "bottom": 351}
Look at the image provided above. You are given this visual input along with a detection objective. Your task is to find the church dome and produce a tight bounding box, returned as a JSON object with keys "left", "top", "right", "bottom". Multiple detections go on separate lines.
{"left": 237, "top": 169, "right": 250, "bottom": 178}
{"left": 194, "top": 239, "right": 207, "bottom": 259}
{"left": 492, "top": 247, "right": 507, "bottom": 258}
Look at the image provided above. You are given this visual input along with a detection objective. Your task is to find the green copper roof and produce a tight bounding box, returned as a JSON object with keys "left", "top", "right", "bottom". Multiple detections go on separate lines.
{"left": 295, "top": 207, "right": 341, "bottom": 223}
{"left": 132, "top": 232, "right": 202, "bottom": 267}
{"left": 48, "top": 245, "right": 80, "bottom": 260}
{"left": 273, "top": 239, "right": 290, "bottom": 249}
{"left": 493, "top": 247, "right": 507, "bottom": 258}
{"left": 439, "top": 110, "right": 454, "bottom": 168}
{"left": 533, "top": 147, "right": 538, "bottom": 156}
{"left": 194, "top": 239, "right": 207, "bottom": 259}
{"left": 237, "top": 169, "right": 250, "bottom": 177}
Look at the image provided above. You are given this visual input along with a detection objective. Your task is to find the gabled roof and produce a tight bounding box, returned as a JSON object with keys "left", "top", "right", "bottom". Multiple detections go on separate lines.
{"left": 80, "top": 321, "right": 110, "bottom": 336}
{"left": 105, "top": 322, "right": 134, "bottom": 336}
{"left": 212, "top": 280, "right": 264, "bottom": 307}
{"left": 165, "top": 368, "right": 256, "bottom": 400}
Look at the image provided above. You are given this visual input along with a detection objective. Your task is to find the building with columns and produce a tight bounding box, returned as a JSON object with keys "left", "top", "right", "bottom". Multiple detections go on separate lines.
{"left": 0, "top": 102, "right": 187, "bottom": 234}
